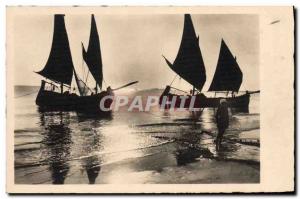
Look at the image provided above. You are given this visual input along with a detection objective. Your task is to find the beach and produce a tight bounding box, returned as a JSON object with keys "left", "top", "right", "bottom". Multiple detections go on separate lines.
{"left": 14, "top": 86, "right": 260, "bottom": 184}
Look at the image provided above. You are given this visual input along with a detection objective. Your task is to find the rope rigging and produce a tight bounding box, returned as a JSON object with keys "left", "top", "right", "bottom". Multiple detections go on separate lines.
{"left": 170, "top": 74, "right": 177, "bottom": 86}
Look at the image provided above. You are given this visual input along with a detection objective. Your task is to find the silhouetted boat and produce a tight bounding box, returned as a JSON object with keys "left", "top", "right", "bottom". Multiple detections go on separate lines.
{"left": 36, "top": 15, "right": 138, "bottom": 113}
{"left": 160, "top": 14, "right": 259, "bottom": 111}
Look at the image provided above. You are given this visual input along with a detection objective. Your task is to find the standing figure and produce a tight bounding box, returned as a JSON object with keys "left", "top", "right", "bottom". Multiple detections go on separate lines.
{"left": 215, "top": 99, "right": 229, "bottom": 151}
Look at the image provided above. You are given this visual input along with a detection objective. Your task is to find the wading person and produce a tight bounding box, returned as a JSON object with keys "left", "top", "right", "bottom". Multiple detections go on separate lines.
{"left": 215, "top": 99, "right": 229, "bottom": 151}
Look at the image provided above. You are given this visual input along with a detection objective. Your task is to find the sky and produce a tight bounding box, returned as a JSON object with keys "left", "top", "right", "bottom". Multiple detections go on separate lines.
{"left": 12, "top": 13, "right": 259, "bottom": 91}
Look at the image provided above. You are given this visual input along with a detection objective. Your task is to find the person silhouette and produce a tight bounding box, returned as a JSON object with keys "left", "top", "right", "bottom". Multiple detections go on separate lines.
{"left": 215, "top": 99, "right": 229, "bottom": 151}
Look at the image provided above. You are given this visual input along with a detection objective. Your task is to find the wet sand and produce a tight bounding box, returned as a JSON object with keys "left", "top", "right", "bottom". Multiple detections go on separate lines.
{"left": 15, "top": 129, "right": 260, "bottom": 184}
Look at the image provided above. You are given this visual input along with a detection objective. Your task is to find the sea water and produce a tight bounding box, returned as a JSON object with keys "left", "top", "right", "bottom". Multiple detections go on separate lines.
{"left": 14, "top": 86, "right": 260, "bottom": 184}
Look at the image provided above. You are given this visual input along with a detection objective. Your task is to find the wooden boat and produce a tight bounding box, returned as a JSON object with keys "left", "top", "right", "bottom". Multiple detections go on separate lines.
{"left": 159, "top": 86, "right": 251, "bottom": 112}
{"left": 36, "top": 15, "right": 135, "bottom": 113}
{"left": 160, "top": 14, "right": 258, "bottom": 111}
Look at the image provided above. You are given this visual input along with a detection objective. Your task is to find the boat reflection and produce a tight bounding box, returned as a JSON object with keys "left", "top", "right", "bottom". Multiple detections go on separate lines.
{"left": 78, "top": 114, "right": 112, "bottom": 184}
{"left": 39, "top": 111, "right": 72, "bottom": 184}
{"left": 84, "top": 155, "right": 101, "bottom": 184}
{"left": 76, "top": 111, "right": 113, "bottom": 122}
{"left": 38, "top": 108, "right": 114, "bottom": 184}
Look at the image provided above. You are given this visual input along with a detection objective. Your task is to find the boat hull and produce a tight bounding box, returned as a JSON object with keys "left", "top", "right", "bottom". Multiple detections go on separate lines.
{"left": 36, "top": 87, "right": 113, "bottom": 113}
{"left": 159, "top": 92, "right": 250, "bottom": 112}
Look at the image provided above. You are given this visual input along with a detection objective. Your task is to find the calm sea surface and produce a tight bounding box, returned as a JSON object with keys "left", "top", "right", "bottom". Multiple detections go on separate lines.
{"left": 14, "top": 86, "right": 260, "bottom": 184}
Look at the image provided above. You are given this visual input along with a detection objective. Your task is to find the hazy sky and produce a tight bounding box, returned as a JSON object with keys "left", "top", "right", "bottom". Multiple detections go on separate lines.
{"left": 12, "top": 14, "right": 259, "bottom": 91}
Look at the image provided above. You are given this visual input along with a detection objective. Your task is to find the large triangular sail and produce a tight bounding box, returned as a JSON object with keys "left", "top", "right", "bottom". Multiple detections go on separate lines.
{"left": 82, "top": 15, "right": 103, "bottom": 90}
{"left": 209, "top": 39, "right": 243, "bottom": 92}
{"left": 163, "top": 14, "right": 206, "bottom": 91}
{"left": 37, "top": 14, "right": 74, "bottom": 85}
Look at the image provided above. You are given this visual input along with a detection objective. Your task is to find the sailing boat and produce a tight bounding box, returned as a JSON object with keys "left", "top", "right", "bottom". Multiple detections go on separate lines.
{"left": 160, "top": 14, "right": 258, "bottom": 111}
{"left": 36, "top": 14, "right": 120, "bottom": 112}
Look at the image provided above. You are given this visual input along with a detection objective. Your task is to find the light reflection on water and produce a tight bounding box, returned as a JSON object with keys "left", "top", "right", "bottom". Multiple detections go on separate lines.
{"left": 14, "top": 88, "right": 260, "bottom": 184}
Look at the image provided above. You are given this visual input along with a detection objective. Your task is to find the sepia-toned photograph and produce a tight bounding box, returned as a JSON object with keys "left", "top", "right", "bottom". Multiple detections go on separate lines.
{"left": 6, "top": 6, "right": 294, "bottom": 193}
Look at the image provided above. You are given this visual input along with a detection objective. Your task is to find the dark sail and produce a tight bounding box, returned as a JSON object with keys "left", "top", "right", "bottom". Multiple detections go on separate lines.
{"left": 82, "top": 15, "right": 103, "bottom": 89}
{"left": 209, "top": 39, "right": 243, "bottom": 92}
{"left": 163, "top": 14, "right": 206, "bottom": 91}
{"left": 37, "top": 15, "right": 74, "bottom": 85}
